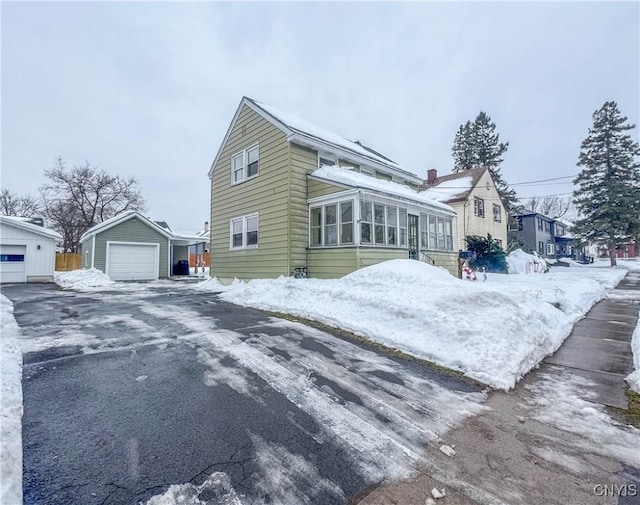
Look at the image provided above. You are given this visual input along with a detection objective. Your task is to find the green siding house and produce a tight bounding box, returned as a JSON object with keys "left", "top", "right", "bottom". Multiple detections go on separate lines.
{"left": 80, "top": 211, "right": 205, "bottom": 281}
{"left": 209, "top": 97, "right": 459, "bottom": 281}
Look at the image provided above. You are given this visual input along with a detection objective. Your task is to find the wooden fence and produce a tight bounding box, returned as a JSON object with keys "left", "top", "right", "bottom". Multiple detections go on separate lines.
{"left": 55, "top": 252, "right": 82, "bottom": 271}
{"left": 189, "top": 252, "right": 210, "bottom": 267}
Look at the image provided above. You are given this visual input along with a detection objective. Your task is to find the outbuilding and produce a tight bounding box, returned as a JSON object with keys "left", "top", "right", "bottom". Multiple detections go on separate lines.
{"left": 0, "top": 216, "right": 62, "bottom": 283}
{"left": 80, "top": 211, "right": 204, "bottom": 281}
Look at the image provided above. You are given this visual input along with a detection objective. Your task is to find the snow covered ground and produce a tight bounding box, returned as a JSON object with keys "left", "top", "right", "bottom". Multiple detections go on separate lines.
{"left": 55, "top": 267, "right": 115, "bottom": 290}
{"left": 0, "top": 295, "right": 23, "bottom": 505}
{"left": 197, "top": 259, "right": 631, "bottom": 390}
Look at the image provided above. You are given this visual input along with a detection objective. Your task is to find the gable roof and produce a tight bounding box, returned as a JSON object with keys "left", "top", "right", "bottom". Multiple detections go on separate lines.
{"left": 79, "top": 211, "right": 173, "bottom": 242}
{"left": 419, "top": 167, "right": 489, "bottom": 204}
{"left": 0, "top": 216, "right": 62, "bottom": 240}
{"left": 310, "top": 165, "right": 454, "bottom": 214}
{"left": 208, "top": 97, "right": 422, "bottom": 183}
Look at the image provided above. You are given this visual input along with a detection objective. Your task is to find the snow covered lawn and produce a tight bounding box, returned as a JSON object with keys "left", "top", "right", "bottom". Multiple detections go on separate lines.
{"left": 197, "top": 259, "right": 631, "bottom": 390}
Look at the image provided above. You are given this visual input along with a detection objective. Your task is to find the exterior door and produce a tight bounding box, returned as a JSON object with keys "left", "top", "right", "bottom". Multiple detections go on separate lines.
{"left": 408, "top": 214, "right": 419, "bottom": 260}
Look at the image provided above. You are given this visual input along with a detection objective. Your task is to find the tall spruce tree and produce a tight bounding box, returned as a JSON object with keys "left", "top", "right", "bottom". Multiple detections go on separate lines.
{"left": 572, "top": 101, "right": 640, "bottom": 266}
{"left": 451, "top": 111, "right": 519, "bottom": 212}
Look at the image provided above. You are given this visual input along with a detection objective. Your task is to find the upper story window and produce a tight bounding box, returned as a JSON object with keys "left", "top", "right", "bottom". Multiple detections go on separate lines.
{"left": 493, "top": 204, "right": 502, "bottom": 222}
{"left": 474, "top": 197, "right": 485, "bottom": 218}
{"left": 231, "top": 144, "right": 259, "bottom": 184}
{"left": 556, "top": 224, "right": 565, "bottom": 236}
{"left": 360, "top": 167, "right": 375, "bottom": 177}
{"left": 537, "top": 218, "right": 543, "bottom": 231}
{"left": 544, "top": 221, "right": 550, "bottom": 233}
{"left": 230, "top": 213, "right": 259, "bottom": 249}
{"left": 318, "top": 153, "right": 337, "bottom": 168}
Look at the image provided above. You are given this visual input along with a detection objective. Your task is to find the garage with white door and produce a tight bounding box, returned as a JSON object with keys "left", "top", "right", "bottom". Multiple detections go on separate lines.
{"left": 106, "top": 242, "right": 159, "bottom": 281}
{"left": 80, "top": 211, "right": 202, "bottom": 281}
{"left": 0, "top": 216, "right": 61, "bottom": 283}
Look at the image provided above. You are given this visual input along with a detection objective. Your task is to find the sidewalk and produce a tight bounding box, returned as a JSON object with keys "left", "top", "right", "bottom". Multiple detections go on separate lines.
{"left": 357, "top": 270, "right": 640, "bottom": 505}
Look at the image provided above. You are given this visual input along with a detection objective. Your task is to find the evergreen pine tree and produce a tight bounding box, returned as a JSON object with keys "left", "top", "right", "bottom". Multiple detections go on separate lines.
{"left": 572, "top": 101, "right": 640, "bottom": 266}
{"left": 451, "top": 111, "right": 518, "bottom": 212}
{"left": 452, "top": 121, "right": 475, "bottom": 172}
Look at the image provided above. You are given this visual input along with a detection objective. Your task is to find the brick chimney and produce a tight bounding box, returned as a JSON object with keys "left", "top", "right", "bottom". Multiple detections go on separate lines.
{"left": 426, "top": 168, "right": 438, "bottom": 185}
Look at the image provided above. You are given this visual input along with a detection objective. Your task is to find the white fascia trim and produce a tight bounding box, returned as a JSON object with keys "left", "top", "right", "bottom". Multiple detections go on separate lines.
{"left": 81, "top": 212, "right": 173, "bottom": 242}
{"left": 0, "top": 217, "right": 62, "bottom": 240}
{"left": 91, "top": 235, "right": 96, "bottom": 268}
{"left": 208, "top": 98, "right": 294, "bottom": 179}
{"left": 288, "top": 133, "right": 423, "bottom": 184}
{"left": 307, "top": 189, "right": 358, "bottom": 205}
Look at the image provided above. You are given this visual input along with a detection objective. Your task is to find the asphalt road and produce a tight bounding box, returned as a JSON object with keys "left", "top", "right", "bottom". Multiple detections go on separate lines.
{"left": 3, "top": 283, "right": 483, "bottom": 505}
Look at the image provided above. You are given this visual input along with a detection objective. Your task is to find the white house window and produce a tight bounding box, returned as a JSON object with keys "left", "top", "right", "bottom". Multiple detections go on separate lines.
{"left": 374, "top": 204, "right": 386, "bottom": 245}
{"left": 361, "top": 167, "right": 374, "bottom": 177}
{"left": 309, "top": 200, "right": 354, "bottom": 247}
{"left": 547, "top": 243, "right": 555, "bottom": 255}
{"left": 428, "top": 215, "right": 437, "bottom": 249}
{"left": 399, "top": 208, "right": 408, "bottom": 247}
{"left": 474, "top": 197, "right": 485, "bottom": 218}
{"left": 386, "top": 206, "right": 398, "bottom": 246}
{"left": 420, "top": 213, "right": 428, "bottom": 249}
{"left": 231, "top": 144, "right": 259, "bottom": 184}
{"left": 318, "top": 153, "right": 337, "bottom": 168}
{"left": 538, "top": 241, "right": 544, "bottom": 254}
{"left": 360, "top": 200, "right": 372, "bottom": 244}
{"left": 493, "top": 204, "right": 501, "bottom": 222}
{"left": 230, "top": 214, "right": 259, "bottom": 249}
{"left": 444, "top": 219, "right": 453, "bottom": 250}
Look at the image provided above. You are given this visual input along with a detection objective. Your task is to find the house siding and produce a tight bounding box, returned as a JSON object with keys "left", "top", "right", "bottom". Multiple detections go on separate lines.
{"left": 0, "top": 222, "right": 57, "bottom": 282}
{"left": 454, "top": 170, "right": 507, "bottom": 250}
{"left": 92, "top": 219, "right": 169, "bottom": 277}
{"left": 210, "top": 105, "right": 291, "bottom": 279}
{"left": 307, "top": 248, "right": 358, "bottom": 278}
{"left": 307, "top": 179, "right": 347, "bottom": 200}
{"left": 358, "top": 248, "right": 408, "bottom": 268}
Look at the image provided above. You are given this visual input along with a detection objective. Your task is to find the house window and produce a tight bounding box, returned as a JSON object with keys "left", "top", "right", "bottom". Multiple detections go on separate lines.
{"left": 437, "top": 217, "right": 446, "bottom": 249}
{"left": 557, "top": 225, "right": 565, "bottom": 236}
{"left": 444, "top": 219, "right": 453, "bottom": 251}
{"left": 428, "top": 215, "right": 437, "bottom": 249}
{"left": 231, "top": 144, "right": 259, "bottom": 184}
{"left": 496, "top": 239, "right": 503, "bottom": 249}
{"left": 474, "top": 197, "right": 485, "bottom": 218}
{"left": 420, "top": 213, "right": 428, "bottom": 249}
{"left": 374, "top": 204, "right": 386, "bottom": 245}
{"left": 493, "top": 204, "right": 501, "bottom": 222}
{"left": 386, "top": 206, "right": 398, "bottom": 246}
{"left": 318, "top": 155, "right": 337, "bottom": 168}
{"left": 361, "top": 167, "right": 374, "bottom": 177}
{"left": 309, "top": 200, "right": 354, "bottom": 247}
{"left": 544, "top": 221, "right": 550, "bottom": 233}
{"left": 547, "top": 243, "right": 555, "bottom": 255}
{"left": 360, "top": 200, "right": 372, "bottom": 244}
{"left": 230, "top": 214, "right": 259, "bottom": 249}
{"left": 399, "top": 208, "right": 408, "bottom": 247}
{"left": 537, "top": 218, "right": 543, "bottom": 231}
{"left": 538, "top": 241, "right": 544, "bottom": 254}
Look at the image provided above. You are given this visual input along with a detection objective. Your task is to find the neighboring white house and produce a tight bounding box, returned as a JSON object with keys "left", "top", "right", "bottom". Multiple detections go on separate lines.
{"left": 0, "top": 216, "right": 62, "bottom": 283}
{"left": 420, "top": 167, "right": 508, "bottom": 251}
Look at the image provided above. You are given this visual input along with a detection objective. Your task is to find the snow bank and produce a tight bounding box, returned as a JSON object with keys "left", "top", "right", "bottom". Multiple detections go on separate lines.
{"left": 0, "top": 295, "right": 23, "bottom": 505}
{"left": 144, "top": 472, "right": 241, "bottom": 505}
{"left": 204, "top": 259, "right": 625, "bottom": 389}
{"left": 506, "top": 249, "right": 548, "bottom": 274}
{"left": 55, "top": 268, "right": 115, "bottom": 290}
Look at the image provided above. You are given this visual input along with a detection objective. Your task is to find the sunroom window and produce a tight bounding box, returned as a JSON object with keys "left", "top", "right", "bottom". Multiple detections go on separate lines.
{"left": 309, "top": 200, "right": 354, "bottom": 247}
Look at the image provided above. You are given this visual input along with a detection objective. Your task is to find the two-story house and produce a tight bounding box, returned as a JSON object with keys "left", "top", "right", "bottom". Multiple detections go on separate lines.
{"left": 508, "top": 212, "right": 587, "bottom": 260}
{"left": 418, "top": 167, "right": 508, "bottom": 251}
{"left": 208, "top": 97, "right": 459, "bottom": 281}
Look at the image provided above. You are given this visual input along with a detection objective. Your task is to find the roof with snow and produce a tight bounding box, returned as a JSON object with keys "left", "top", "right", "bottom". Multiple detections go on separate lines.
{"left": 0, "top": 215, "right": 62, "bottom": 240}
{"left": 419, "top": 167, "right": 487, "bottom": 203}
{"left": 310, "top": 165, "right": 455, "bottom": 214}
{"left": 209, "top": 97, "right": 423, "bottom": 182}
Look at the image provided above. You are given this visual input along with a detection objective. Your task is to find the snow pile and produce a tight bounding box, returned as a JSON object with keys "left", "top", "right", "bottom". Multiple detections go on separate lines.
{"left": 55, "top": 268, "right": 115, "bottom": 290}
{"left": 212, "top": 259, "right": 625, "bottom": 389}
{"left": 506, "top": 249, "right": 548, "bottom": 274}
{"left": 0, "top": 295, "right": 23, "bottom": 505}
{"left": 626, "top": 312, "right": 640, "bottom": 393}
{"left": 194, "top": 277, "right": 239, "bottom": 292}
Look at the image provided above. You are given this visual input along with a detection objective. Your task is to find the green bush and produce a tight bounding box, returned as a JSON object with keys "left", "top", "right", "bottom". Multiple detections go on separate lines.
{"left": 465, "top": 234, "right": 507, "bottom": 272}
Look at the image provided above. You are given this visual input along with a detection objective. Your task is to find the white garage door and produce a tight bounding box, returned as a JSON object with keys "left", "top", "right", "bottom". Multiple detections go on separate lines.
{"left": 0, "top": 245, "right": 27, "bottom": 283}
{"left": 106, "top": 243, "right": 159, "bottom": 281}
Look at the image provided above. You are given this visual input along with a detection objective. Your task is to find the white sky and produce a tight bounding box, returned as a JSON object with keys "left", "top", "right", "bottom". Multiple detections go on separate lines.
{"left": 2, "top": 1, "right": 638, "bottom": 233}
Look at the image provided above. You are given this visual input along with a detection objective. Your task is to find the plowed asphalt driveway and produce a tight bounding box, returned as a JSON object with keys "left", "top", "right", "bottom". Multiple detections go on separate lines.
{"left": 3, "top": 283, "right": 484, "bottom": 505}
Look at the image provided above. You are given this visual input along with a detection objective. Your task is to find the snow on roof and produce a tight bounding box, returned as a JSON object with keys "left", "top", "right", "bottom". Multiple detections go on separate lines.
{"left": 0, "top": 215, "right": 62, "bottom": 240}
{"left": 419, "top": 176, "right": 474, "bottom": 202}
{"left": 251, "top": 99, "right": 419, "bottom": 178}
{"left": 311, "top": 165, "right": 454, "bottom": 213}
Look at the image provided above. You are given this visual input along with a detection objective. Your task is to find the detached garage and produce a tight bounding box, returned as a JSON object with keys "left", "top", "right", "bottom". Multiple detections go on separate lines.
{"left": 0, "top": 216, "right": 61, "bottom": 283}
{"left": 80, "top": 211, "right": 204, "bottom": 281}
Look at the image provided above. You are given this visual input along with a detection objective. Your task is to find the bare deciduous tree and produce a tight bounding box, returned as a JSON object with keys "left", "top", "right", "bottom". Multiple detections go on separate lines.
{"left": 0, "top": 188, "right": 42, "bottom": 217}
{"left": 523, "top": 195, "right": 570, "bottom": 218}
{"left": 40, "top": 158, "right": 146, "bottom": 252}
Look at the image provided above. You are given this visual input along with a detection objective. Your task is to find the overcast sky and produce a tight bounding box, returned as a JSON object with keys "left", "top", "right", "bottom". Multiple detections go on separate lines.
{"left": 2, "top": 1, "right": 638, "bottom": 232}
